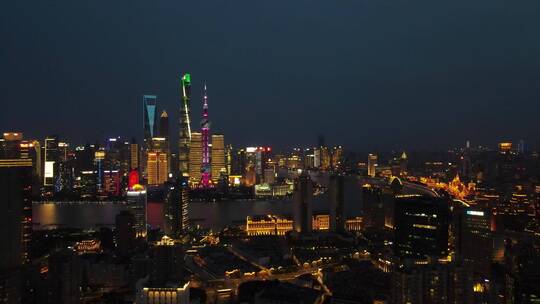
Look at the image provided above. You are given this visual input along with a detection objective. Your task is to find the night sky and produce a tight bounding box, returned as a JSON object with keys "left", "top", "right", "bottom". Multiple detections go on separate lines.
{"left": 2, "top": 1, "right": 540, "bottom": 151}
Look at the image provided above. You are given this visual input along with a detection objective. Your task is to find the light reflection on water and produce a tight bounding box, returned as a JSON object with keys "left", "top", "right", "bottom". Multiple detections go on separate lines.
{"left": 33, "top": 176, "right": 364, "bottom": 230}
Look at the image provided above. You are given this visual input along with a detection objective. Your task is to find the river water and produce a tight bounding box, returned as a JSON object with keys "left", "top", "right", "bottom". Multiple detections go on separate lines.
{"left": 33, "top": 175, "right": 365, "bottom": 230}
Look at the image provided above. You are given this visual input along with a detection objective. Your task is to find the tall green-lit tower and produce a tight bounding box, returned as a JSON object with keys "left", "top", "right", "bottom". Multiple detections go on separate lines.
{"left": 178, "top": 73, "right": 192, "bottom": 176}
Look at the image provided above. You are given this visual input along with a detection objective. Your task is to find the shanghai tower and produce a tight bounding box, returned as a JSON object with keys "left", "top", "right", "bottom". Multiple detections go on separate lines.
{"left": 178, "top": 73, "right": 192, "bottom": 177}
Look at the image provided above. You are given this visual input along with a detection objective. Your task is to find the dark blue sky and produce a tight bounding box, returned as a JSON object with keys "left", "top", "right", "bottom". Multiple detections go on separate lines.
{"left": 2, "top": 0, "right": 540, "bottom": 151}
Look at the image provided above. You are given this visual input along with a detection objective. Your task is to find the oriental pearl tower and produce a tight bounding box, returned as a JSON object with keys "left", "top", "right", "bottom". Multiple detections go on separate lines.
{"left": 200, "top": 83, "right": 212, "bottom": 187}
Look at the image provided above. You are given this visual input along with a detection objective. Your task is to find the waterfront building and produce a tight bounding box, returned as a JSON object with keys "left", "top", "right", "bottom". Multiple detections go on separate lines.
{"left": 188, "top": 132, "right": 202, "bottom": 186}
{"left": 246, "top": 214, "right": 363, "bottom": 236}
{"left": 367, "top": 154, "right": 377, "bottom": 177}
{"left": 211, "top": 134, "right": 225, "bottom": 183}
{"left": 225, "top": 144, "right": 232, "bottom": 175}
{"left": 320, "top": 146, "right": 331, "bottom": 171}
{"left": 136, "top": 281, "right": 190, "bottom": 304}
{"left": 331, "top": 146, "right": 343, "bottom": 170}
{"left": 102, "top": 170, "right": 120, "bottom": 196}
{"left": 245, "top": 147, "right": 271, "bottom": 183}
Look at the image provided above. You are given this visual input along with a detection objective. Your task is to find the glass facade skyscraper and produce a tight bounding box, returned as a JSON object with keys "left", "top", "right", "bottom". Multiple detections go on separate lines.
{"left": 178, "top": 74, "right": 191, "bottom": 177}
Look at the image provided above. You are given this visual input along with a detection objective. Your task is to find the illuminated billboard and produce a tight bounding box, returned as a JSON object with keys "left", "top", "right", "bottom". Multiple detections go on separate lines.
{"left": 44, "top": 161, "right": 55, "bottom": 178}
{"left": 466, "top": 210, "right": 484, "bottom": 217}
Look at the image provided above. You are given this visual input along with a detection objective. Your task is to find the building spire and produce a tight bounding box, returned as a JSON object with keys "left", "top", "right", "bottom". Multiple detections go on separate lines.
{"left": 200, "top": 82, "right": 211, "bottom": 187}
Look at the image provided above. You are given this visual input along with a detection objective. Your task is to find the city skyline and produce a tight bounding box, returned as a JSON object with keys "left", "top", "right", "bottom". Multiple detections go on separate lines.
{"left": 2, "top": 1, "right": 540, "bottom": 151}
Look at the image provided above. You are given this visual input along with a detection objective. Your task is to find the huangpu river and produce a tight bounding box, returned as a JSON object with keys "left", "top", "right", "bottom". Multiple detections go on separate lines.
{"left": 32, "top": 175, "right": 365, "bottom": 230}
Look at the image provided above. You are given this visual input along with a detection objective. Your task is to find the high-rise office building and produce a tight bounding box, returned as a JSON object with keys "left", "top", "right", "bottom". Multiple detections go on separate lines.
{"left": 178, "top": 73, "right": 192, "bottom": 177}
{"left": 143, "top": 95, "right": 158, "bottom": 146}
{"left": 146, "top": 151, "right": 168, "bottom": 186}
{"left": 293, "top": 172, "right": 313, "bottom": 234}
{"left": 159, "top": 110, "right": 169, "bottom": 140}
{"left": 143, "top": 95, "right": 158, "bottom": 179}
{"left": 394, "top": 195, "right": 450, "bottom": 259}
{"left": 0, "top": 157, "right": 32, "bottom": 303}
{"left": 130, "top": 138, "right": 139, "bottom": 171}
{"left": 200, "top": 84, "right": 211, "bottom": 187}
{"left": 163, "top": 177, "right": 189, "bottom": 237}
{"left": 313, "top": 147, "right": 321, "bottom": 168}
{"left": 331, "top": 146, "right": 343, "bottom": 170}
{"left": 127, "top": 183, "right": 147, "bottom": 238}
{"left": 367, "top": 154, "right": 377, "bottom": 177}
{"left": 146, "top": 137, "right": 168, "bottom": 186}
{"left": 245, "top": 147, "right": 271, "bottom": 184}
{"left": 103, "top": 170, "right": 120, "bottom": 196}
{"left": 28, "top": 139, "right": 41, "bottom": 183}
{"left": 453, "top": 203, "right": 493, "bottom": 275}
{"left": 211, "top": 134, "right": 225, "bottom": 183}
{"left": 159, "top": 110, "right": 170, "bottom": 170}
{"left": 188, "top": 132, "right": 202, "bottom": 186}
{"left": 329, "top": 174, "right": 345, "bottom": 233}
{"left": 44, "top": 135, "right": 59, "bottom": 187}
{"left": 399, "top": 151, "right": 408, "bottom": 176}
{"left": 94, "top": 149, "right": 105, "bottom": 193}
{"left": 320, "top": 146, "right": 331, "bottom": 171}
{"left": 225, "top": 144, "right": 233, "bottom": 175}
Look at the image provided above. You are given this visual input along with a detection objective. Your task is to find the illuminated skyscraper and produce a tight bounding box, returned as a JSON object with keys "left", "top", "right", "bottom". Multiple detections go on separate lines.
{"left": 188, "top": 132, "right": 202, "bottom": 186}
{"left": 178, "top": 74, "right": 192, "bottom": 176}
{"left": 94, "top": 149, "right": 106, "bottom": 193}
{"left": 293, "top": 172, "right": 313, "bottom": 234}
{"left": 331, "top": 146, "right": 343, "bottom": 170}
{"left": 200, "top": 84, "right": 211, "bottom": 187}
{"left": 320, "top": 146, "right": 331, "bottom": 171}
{"left": 367, "top": 154, "right": 377, "bottom": 177}
{"left": 163, "top": 177, "right": 190, "bottom": 237}
{"left": 159, "top": 110, "right": 170, "bottom": 164}
{"left": 130, "top": 138, "right": 139, "bottom": 170}
{"left": 313, "top": 147, "right": 321, "bottom": 168}
{"left": 225, "top": 144, "right": 233, "bottom": 175}
{"left": 400, "top": 151, "right": 408, "bottom": 176}
{"left": 143, "top": 95, "right": 158, "bottom": 146}
{"left": 44, "top": 135, "right": 59, "bottom": 187}
{"left": 127, "top": 183, "right": 147, "bottom": 238}
{"left": 211, "top": 134, "right": 225, "bottom": 183}
{"left": 147, "top": 137, "right": 168, "bottom": 186}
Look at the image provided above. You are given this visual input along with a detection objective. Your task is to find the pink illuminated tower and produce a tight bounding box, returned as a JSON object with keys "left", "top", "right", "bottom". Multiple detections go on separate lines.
{"left": 200, "top": 83, "right": 212, "bottom": 187}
